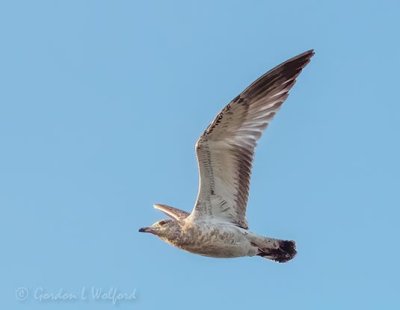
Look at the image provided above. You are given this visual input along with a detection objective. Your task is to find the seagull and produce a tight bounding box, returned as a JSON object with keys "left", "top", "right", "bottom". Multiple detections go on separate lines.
{"left": 139, "top": 50, "right": 314, "bottom": 263}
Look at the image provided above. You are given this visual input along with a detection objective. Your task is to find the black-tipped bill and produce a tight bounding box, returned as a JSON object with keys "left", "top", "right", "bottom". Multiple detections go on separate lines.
{"left": 139, "top": 227, "right": 152, "bottom": 233}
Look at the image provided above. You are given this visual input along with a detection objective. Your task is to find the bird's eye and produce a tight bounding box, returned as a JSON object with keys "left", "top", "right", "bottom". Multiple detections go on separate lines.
{"left": 159, "top": 220, "right": 167, "bottom": 226}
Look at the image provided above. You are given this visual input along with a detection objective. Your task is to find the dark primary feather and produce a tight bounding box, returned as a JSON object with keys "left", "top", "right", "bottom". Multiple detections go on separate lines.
{"left": 191, "top": 50, "right": 314, "bottom": 229}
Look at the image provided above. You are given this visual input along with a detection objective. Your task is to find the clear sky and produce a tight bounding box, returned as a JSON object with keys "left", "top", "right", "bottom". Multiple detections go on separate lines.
{"left": 1, "top": 0, "right": 399, "bottom": 309}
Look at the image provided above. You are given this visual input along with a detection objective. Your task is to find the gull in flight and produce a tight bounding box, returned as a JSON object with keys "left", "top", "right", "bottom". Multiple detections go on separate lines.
{"left": 139, "top": 50, "right": 314, "bottom": 263}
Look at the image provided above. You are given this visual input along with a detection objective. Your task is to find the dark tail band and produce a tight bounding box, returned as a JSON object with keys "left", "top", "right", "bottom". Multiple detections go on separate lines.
{"left": 257, "top": 240, "right": 297, "bottom": 263}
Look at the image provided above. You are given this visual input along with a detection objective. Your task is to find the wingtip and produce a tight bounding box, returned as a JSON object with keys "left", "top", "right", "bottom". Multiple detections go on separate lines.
{"left": 289, "top": 49, "right": 315, "bottom": 67}
{"left": 283, "top": 49, "right": 315, "bottom": 75}
{"left": 306, "top": 49, "right": 315, "bottom": 60}
{"left": 307, "top": 48, "right": 315, "bottom": 55}
{"left": 300, "top": 49, "right": 315, "bottom": 57}
{"left": 153, "top": 203, "right": 162, "bottom": 209}
{"left": 295, "top": 49, "right": 315, "bottom": 63}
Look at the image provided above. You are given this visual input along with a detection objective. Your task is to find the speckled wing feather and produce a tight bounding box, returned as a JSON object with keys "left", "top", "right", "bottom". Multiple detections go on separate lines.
{"left": 190, "top": 50, "right": 314, "bottom": 229}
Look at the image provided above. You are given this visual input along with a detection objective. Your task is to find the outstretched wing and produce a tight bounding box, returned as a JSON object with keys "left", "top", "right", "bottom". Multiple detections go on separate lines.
{"left": 189, "top": 50, "right": 314, "bottom": 229}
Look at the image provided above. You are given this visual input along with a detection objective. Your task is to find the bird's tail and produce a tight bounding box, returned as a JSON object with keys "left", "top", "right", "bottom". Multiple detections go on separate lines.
{"left": 254, "top": 238, "right": 297, "bottom": 263}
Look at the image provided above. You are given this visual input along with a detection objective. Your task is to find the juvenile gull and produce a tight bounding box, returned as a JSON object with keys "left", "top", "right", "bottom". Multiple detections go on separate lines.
{"left": 139, "top": 50, "right": 314, "bottom": 263}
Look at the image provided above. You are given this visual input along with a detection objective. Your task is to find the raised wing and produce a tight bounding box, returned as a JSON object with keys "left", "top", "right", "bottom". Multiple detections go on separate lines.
{"left": 189, "top": 50, "right": 314, "bottom": 229}
{"left": 154, "top": 204, "right": 190, "bottom": 220}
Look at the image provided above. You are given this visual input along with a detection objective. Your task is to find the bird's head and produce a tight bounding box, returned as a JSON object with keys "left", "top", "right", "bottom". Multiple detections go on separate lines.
{"left": 139, "top": 204, "right": 189, "bottom": 241}
{"left": 139, "top": 219, "right": 181, "bottom": 240}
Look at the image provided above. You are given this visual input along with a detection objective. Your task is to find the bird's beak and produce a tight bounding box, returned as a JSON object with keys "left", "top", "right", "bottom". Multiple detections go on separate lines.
{"left": 138, "top": 227, "right": 153, "bottom": 234}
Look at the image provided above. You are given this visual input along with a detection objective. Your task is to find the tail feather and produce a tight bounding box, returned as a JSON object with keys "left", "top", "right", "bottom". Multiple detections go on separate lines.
{"left": 257, "top": 240, "right": 297, "bottom": 263}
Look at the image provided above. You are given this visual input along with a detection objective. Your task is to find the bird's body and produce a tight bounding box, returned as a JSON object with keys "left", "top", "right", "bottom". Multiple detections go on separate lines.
{"left": 162, "top": 218, "right": 257, "bottom": 258}
{"left": 139, "top": 50, "right": 314, "bottom": 263}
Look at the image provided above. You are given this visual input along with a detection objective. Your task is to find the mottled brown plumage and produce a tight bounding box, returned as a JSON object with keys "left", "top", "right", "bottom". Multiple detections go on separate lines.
{"left": 139, "top": 50, "right": 314, "bottom": 263}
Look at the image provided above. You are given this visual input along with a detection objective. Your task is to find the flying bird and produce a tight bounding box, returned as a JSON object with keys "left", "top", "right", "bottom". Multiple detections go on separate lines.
{"left": 139, "top": 50, "right": 314, "bottom": 263}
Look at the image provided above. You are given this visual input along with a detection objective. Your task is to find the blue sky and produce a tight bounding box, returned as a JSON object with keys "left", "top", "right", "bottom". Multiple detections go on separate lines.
{"left": 1, "top": 0, "right": 399, "bottom": 309}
